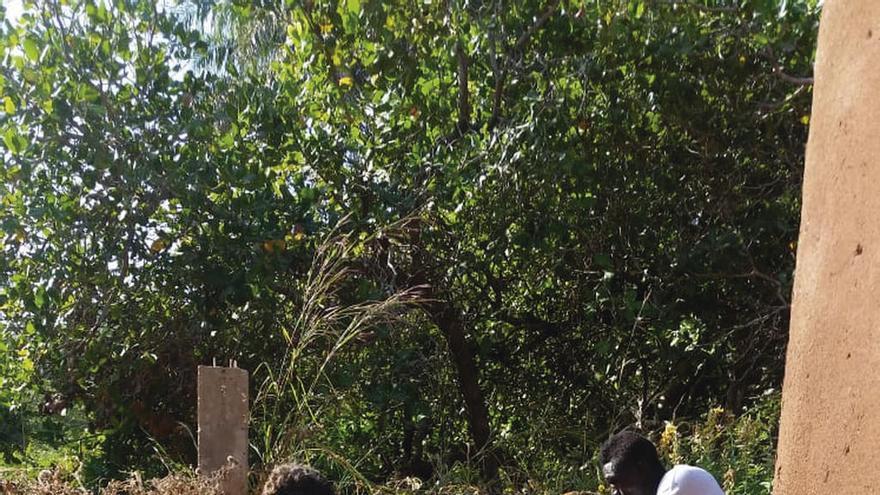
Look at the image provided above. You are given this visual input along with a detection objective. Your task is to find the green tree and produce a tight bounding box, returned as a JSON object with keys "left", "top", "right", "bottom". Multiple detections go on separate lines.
{"left": 1, "top": 0, "right": 819, "bottom": 489}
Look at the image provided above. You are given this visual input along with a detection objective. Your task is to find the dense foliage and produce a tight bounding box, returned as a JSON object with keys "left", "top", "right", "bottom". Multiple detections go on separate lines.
{"left": 1, "top": 0, "right": 818, "bottom": 492}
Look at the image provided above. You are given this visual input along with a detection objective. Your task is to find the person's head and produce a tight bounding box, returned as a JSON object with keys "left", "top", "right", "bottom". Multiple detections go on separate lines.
{"left": 599, "top": 431, "right": 666, "bottom": 495}
{"left": 261, "top": 463, "right": 335, "bottom": 495}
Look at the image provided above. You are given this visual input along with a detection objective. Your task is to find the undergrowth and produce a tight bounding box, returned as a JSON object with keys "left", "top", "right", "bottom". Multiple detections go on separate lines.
{"left": 1, "top": 393, "right": 779, "bottom": 495}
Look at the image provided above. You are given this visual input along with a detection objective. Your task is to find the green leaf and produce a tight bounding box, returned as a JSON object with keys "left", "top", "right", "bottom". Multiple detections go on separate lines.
{"left": 80, "top": 84, "right": 101, "bottom": 102}
{"left": 34, "top": 289, "right": 45, "bottom": 309}
{"left": 593, "top": 253, "right": 613, "bottom": 270}
{"left": 753, "top": 33, "right": 770, "bottom": 46}
{"left": 87, "top": 103, "right": 107, "bottom": 116}
{"left": 635, "top": 1, "right": 645, "bottom": 19}
{"left": 97, "top": 4, "right": 110, "bottom": 22}
{"left": 22, "top": 37, "right": 39, "bottom": 61}
{"left": 347, "top": 0, "right": 361, "bottom": 14}
{"left": 3, "top": 96, "right": 15, "bottom": 114}
{"left": 3, "top": 128, "right": 24, "bottom": 154}
{"left": 219, "top": 125, "right": 238, "bottom": 149}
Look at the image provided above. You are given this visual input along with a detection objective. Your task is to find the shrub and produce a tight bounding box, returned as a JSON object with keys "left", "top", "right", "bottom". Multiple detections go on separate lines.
{"left": 657, "top": 393, "right": 780, "bottom": 495}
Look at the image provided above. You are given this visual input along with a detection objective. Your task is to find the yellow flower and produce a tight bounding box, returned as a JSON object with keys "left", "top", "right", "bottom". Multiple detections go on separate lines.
{"left": 660, "top": 422, "right": 677, "bottom": 448}
{"left": 659, "top": 421, "right": 681, "bottom": 463}
{"left": 723, "top": 468, "right": 736, "bottom": 491}
{"left": 338, "top": 76, "right": 353, "bottom": 87}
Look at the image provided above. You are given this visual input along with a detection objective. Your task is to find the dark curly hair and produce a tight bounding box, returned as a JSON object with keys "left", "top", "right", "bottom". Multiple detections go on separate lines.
{"left": 599, "top": 431, "right": 662, "bottom": 469}
{"left": 261, "top": 463, "right": 335, "bottom": 495}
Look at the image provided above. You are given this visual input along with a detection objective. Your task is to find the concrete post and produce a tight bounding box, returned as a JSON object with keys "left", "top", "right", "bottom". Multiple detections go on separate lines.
{"left": 774, "top": 1, "right": 880, "bottom": 493}
{"left": 198, "top": 365, "right": 249, "bottom": 495}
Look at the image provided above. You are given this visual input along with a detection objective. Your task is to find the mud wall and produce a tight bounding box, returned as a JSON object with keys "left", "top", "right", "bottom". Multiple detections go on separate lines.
{"left": 774, "top": 1, "right": 880, "bottom": 493}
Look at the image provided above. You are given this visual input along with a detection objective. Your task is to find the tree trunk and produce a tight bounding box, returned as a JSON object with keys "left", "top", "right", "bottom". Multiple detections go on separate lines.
{"left": 397, "top": 217, "right": 498, "bottom": 484}
{"left": 427, "top": 300, "right": 498, "bottom": 484}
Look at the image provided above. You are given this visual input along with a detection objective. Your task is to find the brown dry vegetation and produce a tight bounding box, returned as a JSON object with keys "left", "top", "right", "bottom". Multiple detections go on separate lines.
{"left": 0, "top": 469, "right": 221, "bottom": 495}
{"left": 0, "top": 470, "right": 602, "bottom": 495}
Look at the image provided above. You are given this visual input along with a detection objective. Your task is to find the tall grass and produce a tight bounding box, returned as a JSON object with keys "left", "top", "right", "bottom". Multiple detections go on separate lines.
{"left": 249, "top": 217, "right": 425, "bottom": 491}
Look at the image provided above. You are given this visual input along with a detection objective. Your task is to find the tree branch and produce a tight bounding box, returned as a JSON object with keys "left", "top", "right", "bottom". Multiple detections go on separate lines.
{"left": 512, "top": 0, "right": 560, "bottom": 54}
{"left": 772, "top": 67, "right": 814, "bottom": 86}
{"left": 489, "top": 69, "right": 505, "bottom": 130}
{"left": 654, "top": 0, "right": 739, "bottom": 13}
{"left": 489, "top": 0, "right": 560, "bottom": 129}
{"left": 764, "top": 47, "right": 814, "bottom": 86}
{"left": 691, "top": 268, "right": 789, "bottom": 306}
{"left": 488, "top": 4, "right": 504, "bottom": 130}
{"left": 456, "top": 41, "right": 471, "bottom": 133}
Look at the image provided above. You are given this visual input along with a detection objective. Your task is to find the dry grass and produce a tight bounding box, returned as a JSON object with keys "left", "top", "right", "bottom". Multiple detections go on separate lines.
{"left": 0, "top": 469, "right": 222, "bottom": 495}
{"left": 101, "top": 472, "right": 222, "bottom": 495}
{"left": 251, "top": 216, "right": 427, "bottom": 466}
{"left": 0, "top": 469, "right": 601, "bottom": 495}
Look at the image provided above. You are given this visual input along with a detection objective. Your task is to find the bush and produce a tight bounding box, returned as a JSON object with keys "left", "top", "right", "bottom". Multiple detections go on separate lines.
{"left": 657, "top": 393, "right": 780, "bottom": 495}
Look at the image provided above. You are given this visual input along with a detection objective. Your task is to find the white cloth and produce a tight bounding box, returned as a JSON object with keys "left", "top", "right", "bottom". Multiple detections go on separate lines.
{"left": 657, "top": 465, "right": 725, "bottom": 495}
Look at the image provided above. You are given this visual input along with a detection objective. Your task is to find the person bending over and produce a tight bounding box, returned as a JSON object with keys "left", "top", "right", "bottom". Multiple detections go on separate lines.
{"left": 599, "top": 431, "right": 724, "bottom": 495}
{"left": 261, "top": 463, "right": 335, "bottom": 495}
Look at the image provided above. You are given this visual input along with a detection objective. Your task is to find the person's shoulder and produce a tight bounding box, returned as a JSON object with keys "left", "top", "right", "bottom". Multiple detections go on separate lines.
{"left": 658, "top": 465, "right": 725, "bottom": 495}
{"left": 667, "top": 464, "right": 717, "bottom": 479}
